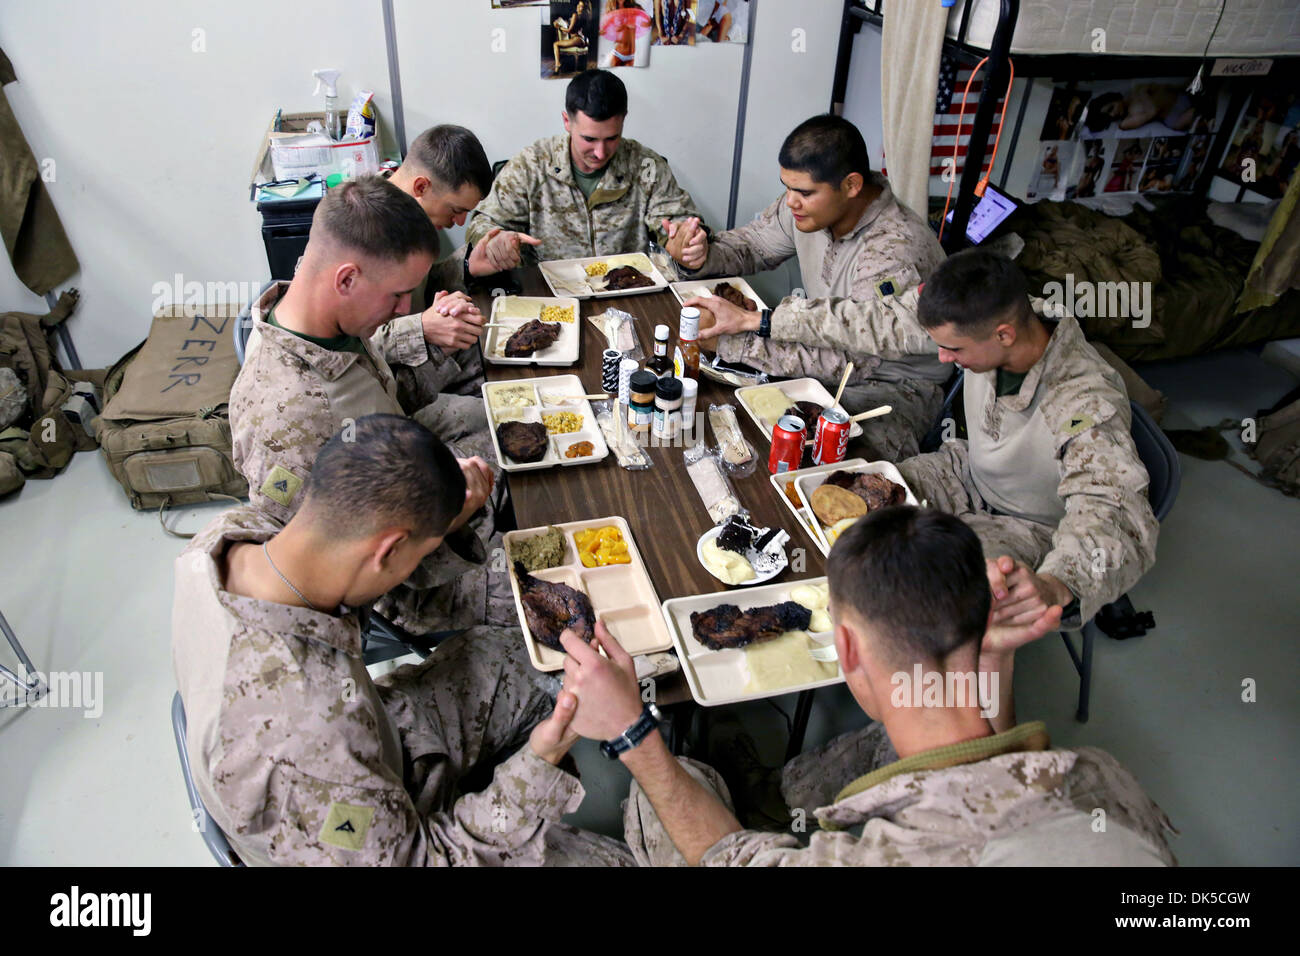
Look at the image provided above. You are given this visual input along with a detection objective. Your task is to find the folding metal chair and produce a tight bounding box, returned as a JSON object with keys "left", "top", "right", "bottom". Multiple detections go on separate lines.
{"left": 0, "top": 610, "right": 46, "bottom": 706}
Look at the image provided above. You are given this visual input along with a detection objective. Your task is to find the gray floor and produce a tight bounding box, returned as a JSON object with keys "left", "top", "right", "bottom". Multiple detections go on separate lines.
{"left": 1, "top": 348, "right": 1297, "bottom": 866}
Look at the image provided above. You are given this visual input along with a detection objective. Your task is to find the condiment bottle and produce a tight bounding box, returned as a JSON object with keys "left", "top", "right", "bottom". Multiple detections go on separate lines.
{"left": 674, "top": 307, "right": 701, "bottom": 381}
{"left": 652, "top": 376, "right": 683, "bottom": 441}
{"left": 648, "top": 324, "right": 673, "bottom": 377}
{"left": 627, "top": 370, "right": 657, "bottom": 434}
{"left": 680, "top": 377, "right": 699, "bottom": 431}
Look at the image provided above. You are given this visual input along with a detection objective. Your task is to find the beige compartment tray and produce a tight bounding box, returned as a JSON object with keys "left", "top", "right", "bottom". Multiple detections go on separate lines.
{"left": 735, "top": 378, "right": 864, "bottom": 444}
{"left": 793, "top": 460, "right": 920, "bottom": 557}
{"left": 662, "top": 577, "right": 843, "bottom": 706}
{"left": 538, "top": 253, "right": 669, "bottom": 299}
{"left": 485, "top": 295, "right": 581, "bottom": 366}
{"left": 505, "top": 516, "right": 673, "bottom": 672}
{"left": 769, "top": 458, "right": 870, "bottom": 552}
{"left": 668, "top": 276, "right": 769, "bottom": 313}
{"left": 482, "top": 374, "right": 610, "bottom": 473}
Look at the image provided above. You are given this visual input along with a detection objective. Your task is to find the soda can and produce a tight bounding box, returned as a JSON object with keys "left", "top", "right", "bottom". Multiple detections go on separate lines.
{"left": 768, "top": 415, "right": 806, "bottom": 474}
{"left": 813, "top": 407, "right": 850, "bottom": 466}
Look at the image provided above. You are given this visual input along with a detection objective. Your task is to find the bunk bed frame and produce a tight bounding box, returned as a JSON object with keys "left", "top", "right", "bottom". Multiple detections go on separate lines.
{"left": 830, "top": 0, "right": 1300, "bottom": 252}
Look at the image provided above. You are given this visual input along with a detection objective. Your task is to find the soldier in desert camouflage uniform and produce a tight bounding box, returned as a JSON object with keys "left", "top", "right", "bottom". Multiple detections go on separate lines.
{"left": 385, "top": 124, "right": 535, "bottom": 439}
{"left": 897, "top": 250, "right": 1159, "bottom": 632}
{"left": 667, "top": 115, "right": 948, "bottom": 460}
{"left": 231, "top": 177, "right": 510, "bottom": 632}
{"left": 465, "top": 69, "right": 705, "bottom": 267}
{"left": 173, "top": 415, "right": 634, "bottom": 866}
{"left": 559, "top": 507, "right": 1177, "bottom": 866}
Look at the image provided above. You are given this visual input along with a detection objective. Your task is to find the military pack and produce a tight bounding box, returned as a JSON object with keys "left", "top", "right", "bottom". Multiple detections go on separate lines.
{"left": 96, "top": 305, "right": 247, "bottom": 510}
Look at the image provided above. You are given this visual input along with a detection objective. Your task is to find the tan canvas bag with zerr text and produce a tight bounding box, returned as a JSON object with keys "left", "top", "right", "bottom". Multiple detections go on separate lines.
{"left": 96, "top": 305, "right": 248, "bottom": 513}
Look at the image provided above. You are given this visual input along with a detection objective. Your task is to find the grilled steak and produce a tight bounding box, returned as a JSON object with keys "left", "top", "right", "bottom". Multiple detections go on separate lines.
{"left": 513, "top": 561, "right": 595, "bottom": 651}
{"left": 690, "top": 601, "right": 812, "bottom": 651}
{"left": 604, "top": 265, "right": 655, "bottom": 291}
{"left": 783, "top": 401, "right": 823, "bottom": 439}
{"left": 497, "top": 421, "right": 548, "bottom": 463}
{"left": 713, "top": 282, "right": 757, "bottom": 311}
{"left": 825, "top": 470, "right": 907, "bottom": 511}
{"left": 504, "top": 319, "right": 561, "bottom": 357}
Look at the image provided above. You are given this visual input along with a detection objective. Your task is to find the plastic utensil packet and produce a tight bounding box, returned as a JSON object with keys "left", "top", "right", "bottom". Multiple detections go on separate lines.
{"left": 684, "top": 442, "right": 745, "bottom": 524}
{"left": 593, "top": 401, "right": 652, "bottom": 471}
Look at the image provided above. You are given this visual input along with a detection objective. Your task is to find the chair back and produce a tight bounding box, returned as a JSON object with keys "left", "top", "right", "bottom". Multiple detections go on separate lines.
{"left": 171, "top": 692, "right": 243, "bottom": 867}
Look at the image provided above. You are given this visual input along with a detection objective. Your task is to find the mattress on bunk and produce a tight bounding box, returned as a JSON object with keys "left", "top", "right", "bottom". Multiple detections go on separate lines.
{"left": 1008, "top": 196, "right": 1300, "bottom": 361}
{"left": 947, "top": 0, "right": 1300, "bottom": 57}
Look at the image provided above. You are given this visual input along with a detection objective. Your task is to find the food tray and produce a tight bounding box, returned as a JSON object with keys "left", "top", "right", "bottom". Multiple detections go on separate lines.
{"left": 669, "top": 276, "right": 769, "bottom": 313}
{"left": 793, "top": 460, "right": 919, "bottom": 556}
{"left": 505, "top": 516, "right": 674, "bottom": 672}
{"left": 538, "top": 252, "right": 670, "bottom": 299}
{"left": 735, "top": 378, "right": 864, "bottom": 444}
{"left": 482, "top": 374, "right": 610, "bottom": 473}
{"left": 485, "top": 295, "right": 581, "bottom": 366}
{"left": 662, "top": 577, "right": 844, "bottom": 706}
{"left": 769, "top": 458, "right": 870, "bottom": 550}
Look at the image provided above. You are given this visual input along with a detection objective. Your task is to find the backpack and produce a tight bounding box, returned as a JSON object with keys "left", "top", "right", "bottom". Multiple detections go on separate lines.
{"left": 95, "top": 305, "right": 248, "bottom": 516}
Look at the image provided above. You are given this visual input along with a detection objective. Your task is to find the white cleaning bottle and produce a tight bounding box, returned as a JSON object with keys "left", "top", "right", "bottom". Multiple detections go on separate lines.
{"left": 312, "top": 68, "right": 342, "bottom": 140}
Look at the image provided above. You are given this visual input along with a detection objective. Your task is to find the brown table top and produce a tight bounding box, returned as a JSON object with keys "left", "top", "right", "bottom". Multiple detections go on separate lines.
{"left": 476, "top": 268, "right": 826, "bottom": 604}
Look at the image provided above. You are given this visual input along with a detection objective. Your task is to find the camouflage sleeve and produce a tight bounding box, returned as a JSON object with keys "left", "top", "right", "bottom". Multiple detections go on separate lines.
{"left": 642, "top": 154, "right": 706, "bottom": 246}
{"left": 695, "top": 196, "right": 797, "bottom": 278}
{"left": 466, "top": 155, "right": 535, "bottom": 248}
{"left": 230, "top": 357, "right": 334, "bottom": 525}
{"left": 252, "top": 743, "right": 583, "bottom": 866}
{"left": 767, "top": 287, "right": 936, "bottom": 358}
{"left": 370, "top": 315, "right": 433, "bottom": 369}
{"left": 715, "top": 332, "right": 865, "bottom": 383}
{"left": 1038, "top": 396, "right": 1159, "bottom": 625}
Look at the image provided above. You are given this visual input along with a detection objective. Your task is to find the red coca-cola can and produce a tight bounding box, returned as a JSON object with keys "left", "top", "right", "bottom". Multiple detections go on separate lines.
{"left": 769, "top": 415, "right": 806, "bottom": 474}
{"left": 813, "top": 407, "right": 850, "bottom": 466}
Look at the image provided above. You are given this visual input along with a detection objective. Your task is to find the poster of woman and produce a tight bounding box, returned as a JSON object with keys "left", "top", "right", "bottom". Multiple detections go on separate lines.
{"left": 543, "top": 1, "right": 596, "bottom": 78}
{"left": 696, "top": 0, "right": 749, "bottom": 43}
{"left": 598, "top": 0, "right": 652, "bottom": 68}
{"left": 653, "top": 0, "right": 697, "bottom": 45}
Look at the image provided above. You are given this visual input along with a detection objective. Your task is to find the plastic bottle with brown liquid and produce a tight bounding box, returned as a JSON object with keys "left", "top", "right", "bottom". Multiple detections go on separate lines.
{"left": 673, "top": 307, "right": 701, "bottom": 380}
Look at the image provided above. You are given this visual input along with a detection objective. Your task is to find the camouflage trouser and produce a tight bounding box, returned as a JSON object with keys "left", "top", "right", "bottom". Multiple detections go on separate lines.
{"left": 715, "top": 334, "right": 941, "bottom": 461}
{"left": 841, "top": 377, "right": 944, "bottom": 462}
{"left": 624, "top": 757, "right": 736, "bottom": 867}
{"left": 897, "top": 443, "right": 1056, "bottom": 566}
{"left": 376, "top": 627, "right": 636, "bottom": 867}
{"left": 394, "top": 344, "right": 495, "bottom": 462}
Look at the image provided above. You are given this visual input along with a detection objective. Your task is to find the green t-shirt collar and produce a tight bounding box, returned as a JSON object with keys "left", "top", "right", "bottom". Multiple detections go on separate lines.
{"left": 266, "top": 304, "right": 366, "bottom": 354}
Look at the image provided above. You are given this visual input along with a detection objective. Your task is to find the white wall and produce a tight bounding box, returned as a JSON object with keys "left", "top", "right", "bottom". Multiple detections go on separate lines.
{"left": 0, "top": 0, "right": 844, "bottom": 368}
{"left": 0, "top": 0, "right": 395, "bottom": 368}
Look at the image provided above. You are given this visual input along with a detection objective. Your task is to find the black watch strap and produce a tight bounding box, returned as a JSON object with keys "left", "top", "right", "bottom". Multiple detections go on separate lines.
{"left": 756, "top": 308, "right": 772, "bottom": 338}
{"left": 600, "top": 703, "right": 662, "bottom": 759}
{"left": 463, "top": 245, "right": 474, "bottom": 289}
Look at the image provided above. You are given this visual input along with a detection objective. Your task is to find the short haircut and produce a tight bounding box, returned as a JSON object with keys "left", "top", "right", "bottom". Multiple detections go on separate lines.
{"left": 311, "top": 175, "right": 438, "bottom": 263}
{"left": 301, "top": 414, "right": 465, "bottom": 541}
{"left": 827, "top": 506, "right": 990, "bottom": 668}
{"left": 778, "top": 114, "right": 872, "bottom": 185}
{"left": 566, "top": 69, "right": 628, "bottom": 122}
{"left": 917, "top": 248, "right": 1032, "bottom": 336}
{"left": 406, "top": 125, "right": 493, "bottom": 197}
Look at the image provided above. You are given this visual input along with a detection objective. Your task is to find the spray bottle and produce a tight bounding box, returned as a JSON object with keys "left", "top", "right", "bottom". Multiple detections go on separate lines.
{"left": 312, "top": 68, "right": 342, "bottom": 140}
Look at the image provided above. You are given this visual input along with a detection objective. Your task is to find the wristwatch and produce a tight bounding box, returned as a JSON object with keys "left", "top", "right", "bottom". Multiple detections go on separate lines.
{"left": 462, "top": 244, "right": 474, "bottom": 289}
{"left": 600, "top": 703, "right": 663, "bottom": 760}
{"left": 756, "top": 308, "right": 772, "bottom": 338}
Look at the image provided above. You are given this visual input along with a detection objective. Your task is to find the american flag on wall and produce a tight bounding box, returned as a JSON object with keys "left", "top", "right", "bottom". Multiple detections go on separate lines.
{"left": 930, "top": 54, "right": 1004, "bottom": 177}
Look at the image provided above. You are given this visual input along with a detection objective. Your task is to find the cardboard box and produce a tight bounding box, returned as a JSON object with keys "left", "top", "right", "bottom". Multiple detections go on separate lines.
{"left": 250, "top": 110, "right": 396, "bottom": 191}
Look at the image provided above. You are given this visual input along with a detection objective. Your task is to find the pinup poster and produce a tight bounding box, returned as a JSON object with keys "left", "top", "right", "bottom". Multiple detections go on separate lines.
{"left": 697, "top": 0, "right": 748, "bottom": 43}
{"left": 1217, "top": 89, "right": 1300, "bottom": 199}
{"left": 653, "top": 0, "right": 698, "bottom": 46}
{"left": 543, "top": 1, "right": 597, "bottom": 78}
{"left": 1034, "top": 78, "right": 1225, "bottom": 196}
{"left": 597, "top": 1, "right": 653, "bottom": 68}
